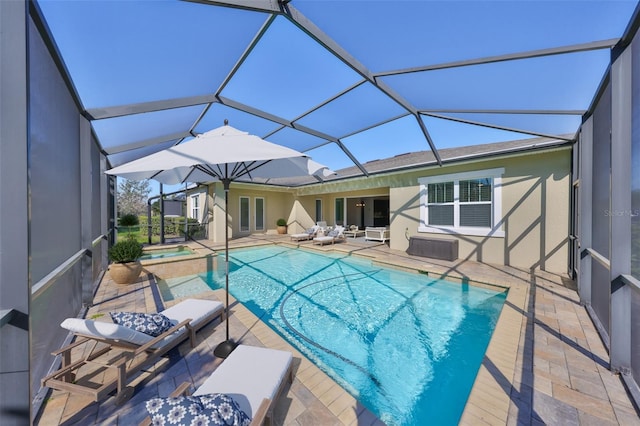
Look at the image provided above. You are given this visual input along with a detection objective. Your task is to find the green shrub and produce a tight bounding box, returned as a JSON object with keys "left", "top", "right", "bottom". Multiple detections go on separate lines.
{"left": 276, "top": 218, "right": 287, "bottom": 226}
{"left": 119, "top": 213, "right": 139, "bottom": 227}
{"left": 108, "top": 239, "right": 143, "bottom": 263}
{"left": 147, "top": 216, "right": 201, "bottom": 237}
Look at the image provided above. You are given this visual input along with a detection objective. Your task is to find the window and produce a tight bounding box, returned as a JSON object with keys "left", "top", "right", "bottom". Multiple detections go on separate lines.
{"left": 459, "top": 178, "right": 492, "bottom": 227}
{"left": 190, "top": 194, "right": 199, "bottom": 220}
{"left": 419, "top": 168, "right": 504, "bottom": 237}
{"left": 315, "top": 199, "right": 323, "bottom": 222}
{"left": 426, "top": 182, "right": 453, "bottom": 226}
{"left": 239, "top": 196, "right": 250, "bottom": 232}
{"left": 255, "top": 197, "right": 264, "bottom": 231}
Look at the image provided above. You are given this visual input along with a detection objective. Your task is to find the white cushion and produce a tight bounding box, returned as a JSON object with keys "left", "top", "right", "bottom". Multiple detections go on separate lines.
{"left": 61, "top": 318, "right": 153, "bottom": 346}
{"left": 160, "top": 298, "right": 223, "bottom": 329}
{"left": 194, "top": 345, "right": 292, "bottom": 419}
{"left": 290, "top": 233, "right": 311, "bottom": 239}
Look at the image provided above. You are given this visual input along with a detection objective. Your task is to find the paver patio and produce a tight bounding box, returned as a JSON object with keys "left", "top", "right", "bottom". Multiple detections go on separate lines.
{"left": 35, "top": 235, "right": 639, "bottom": 425}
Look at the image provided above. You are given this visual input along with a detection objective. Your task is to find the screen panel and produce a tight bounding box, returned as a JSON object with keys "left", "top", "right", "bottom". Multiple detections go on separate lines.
{"left": 29, "top": 18, "right": 82, "bottom": 283}
{"left": 632, "top": 31, "right": 640, "bottom": 280}
{"left": 590, "top": 82, "right": 612, "bottom": 335}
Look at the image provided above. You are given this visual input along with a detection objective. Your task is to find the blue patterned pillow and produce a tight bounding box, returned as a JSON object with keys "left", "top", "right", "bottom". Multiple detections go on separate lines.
{"left": 109, "top": 311, "right": 173, "bottom": 337}
{"left": 145, "top": 393, "right": 251, "bottom": 426}
{"left": 198, "top": 393, "right": 251, "bottom": 425}
{"left": 145, "top": 396, "right": 203, "bottom": 425}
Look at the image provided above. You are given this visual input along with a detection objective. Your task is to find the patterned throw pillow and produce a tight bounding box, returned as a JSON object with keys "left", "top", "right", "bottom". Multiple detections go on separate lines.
{"left": 145, "top": 393, "right": 251, "bottom": 426}
{"left": 146, "top": 396, "right": 203, "bottom": 425}
{"left": 109, "top": 312, "right": 173, "bottom": 337}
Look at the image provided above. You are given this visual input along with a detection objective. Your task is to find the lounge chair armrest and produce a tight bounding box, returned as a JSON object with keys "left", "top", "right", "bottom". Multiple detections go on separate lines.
{"left": 169, "top": 381, "right": 193, "bottom": 397}
{"left": 250, "top": 398, "right": 271, "bottom": 426}
{"left": 134, "top": 318, "right": 192, "bottom": 355}
{"left": 50, "top": 336, "right": 90, "bottom": 356}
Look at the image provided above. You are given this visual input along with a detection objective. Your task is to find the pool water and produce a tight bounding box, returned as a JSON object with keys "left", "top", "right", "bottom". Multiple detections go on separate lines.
{"left": 140, "top": 246, "right": 195, "bottom": 260}
{"left": 199, "top": 246, "right": 506, "bottom": 425}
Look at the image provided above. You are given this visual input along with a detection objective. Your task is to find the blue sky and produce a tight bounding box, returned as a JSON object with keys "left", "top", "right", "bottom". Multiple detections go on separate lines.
{"left": 37, "top": 0, "right": 638, "bottom": 196}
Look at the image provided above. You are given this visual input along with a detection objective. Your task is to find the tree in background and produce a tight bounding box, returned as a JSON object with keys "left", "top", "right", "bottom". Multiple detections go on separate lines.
{"left": 151, "top": 199, "right": 161, "bottom": 216}
{"left": 117, "top": 178, "right": 151, "bottom": 216}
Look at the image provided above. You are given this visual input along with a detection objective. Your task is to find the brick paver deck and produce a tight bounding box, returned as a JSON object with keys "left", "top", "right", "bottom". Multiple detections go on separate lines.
{"left": 36, "top": 235, "right": 639, "bottom": 425}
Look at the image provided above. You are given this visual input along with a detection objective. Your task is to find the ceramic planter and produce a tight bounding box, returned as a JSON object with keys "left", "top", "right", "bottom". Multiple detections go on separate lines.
{"left": 109, "top": 261, "right": 143, "bottom": 284}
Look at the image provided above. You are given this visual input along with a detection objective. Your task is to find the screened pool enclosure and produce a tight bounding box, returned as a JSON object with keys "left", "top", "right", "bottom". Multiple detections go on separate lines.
{"left": 1, "top": 0, "right": 639, "bottom": 424}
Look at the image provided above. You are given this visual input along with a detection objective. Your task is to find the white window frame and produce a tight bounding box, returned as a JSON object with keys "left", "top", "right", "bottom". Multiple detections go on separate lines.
{"left": 418, "top": 168, "right": 504, "bottom": 237}
{"left": 190, "top": 194, "right": 200, "bottom": 221}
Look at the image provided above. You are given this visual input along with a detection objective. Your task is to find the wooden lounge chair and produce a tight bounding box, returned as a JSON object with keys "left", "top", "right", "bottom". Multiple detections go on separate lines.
{"left": 140, "top": 345, "right": 294, "bottom": 426}
{"left": 42, "top": 298, "right": 224, "bottom": 405}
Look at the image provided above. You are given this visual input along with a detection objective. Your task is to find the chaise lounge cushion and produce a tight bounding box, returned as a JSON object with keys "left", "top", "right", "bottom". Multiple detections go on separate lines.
{"left": 193, "top": 345, "right": 293, "bottom": 419}
{"left": 61, "top": 317, "right": 156, "bottom": 346}
{"left": 109, "top": 312, "right": 173, "bottom": 337}
{"left": 161, "top": 298, "right": 224, "bottom": 330}
{"left": 313, "top": 225, "right": 345, "bottom": 245}
{"left": 145, "top": 393, "right": 251, "bottom": 426}
{"left": 290, "top": 225, "right": 319, "bottom": 241}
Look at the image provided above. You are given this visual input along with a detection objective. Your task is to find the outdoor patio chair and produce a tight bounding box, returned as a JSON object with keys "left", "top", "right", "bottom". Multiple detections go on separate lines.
{"left": 290, "top": 225, "right": 319, "bottom": 241}
{"left": 42, "top": 298, "right": 224, "bottom": 405}
{"left": 139, "top": 344, "right": 294, "bottom": 426}
{"left": 365, "top": 226, "right": 390, "bottom": 242}
{"left": 313, "top": 225, "right": 345, "bottom": 246}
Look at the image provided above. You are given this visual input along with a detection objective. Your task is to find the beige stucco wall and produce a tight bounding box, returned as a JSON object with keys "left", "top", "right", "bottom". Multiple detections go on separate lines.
{"left": 194, "top": 146, "right": 571, "bottom": 274}
{"left": 206, "top": 182, "right": 296, "bottom": 240}
{"left": 388, "top": 148, "right": 571, "bottom": 273}
{"left": 501, "top": 150, "right": 571, "bottom": 272}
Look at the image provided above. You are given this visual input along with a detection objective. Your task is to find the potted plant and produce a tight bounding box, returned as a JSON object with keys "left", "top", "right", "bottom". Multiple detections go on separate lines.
{"left": 108, "top": 236, "right": 144, "bottom": 284}
{"left": 276, "top": 218, "right": 287, "bottom": 234}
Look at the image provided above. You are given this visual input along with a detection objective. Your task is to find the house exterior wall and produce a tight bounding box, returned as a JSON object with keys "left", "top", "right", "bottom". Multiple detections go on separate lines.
{"left": 198, "top": 147, "right": 571, "bottom": 274}
{"left": 387, "top": 147, "right": 571, "bottom": 273}
{"left": 502, "top": 151, "right": 571, "bottom": 272}
{"left": 206, "top": 182, "right": 296, "bottom": 242}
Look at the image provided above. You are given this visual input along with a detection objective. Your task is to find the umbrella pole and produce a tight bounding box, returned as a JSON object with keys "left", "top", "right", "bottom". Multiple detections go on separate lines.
{"left": 214, "top": 178, "right": 237, "bottom": 358}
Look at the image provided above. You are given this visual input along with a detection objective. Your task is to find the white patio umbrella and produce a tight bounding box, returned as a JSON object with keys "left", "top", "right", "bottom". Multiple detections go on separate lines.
{"left": 106, "top": 122, "right": 334, "bottom": 358}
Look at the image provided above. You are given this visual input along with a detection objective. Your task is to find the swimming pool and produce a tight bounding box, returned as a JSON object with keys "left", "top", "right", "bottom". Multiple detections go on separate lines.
{"left": 198, "top": 246, "right": 506, "bottom": 425}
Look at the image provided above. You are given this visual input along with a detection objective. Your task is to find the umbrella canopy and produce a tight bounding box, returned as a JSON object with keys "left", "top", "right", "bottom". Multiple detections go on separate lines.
{"left": 106, "top": 124, "right": 334, "bottom": 185}
{"left": 106, "top": 123, "right": 334, "bottom": 358}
